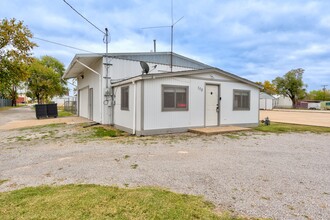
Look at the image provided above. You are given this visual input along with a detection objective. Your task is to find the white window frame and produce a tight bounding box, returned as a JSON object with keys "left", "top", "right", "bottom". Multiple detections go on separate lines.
{"left": 233, "top": 89, "right": 250, "bottom": 111}
{"left": 162, "top": 85, "right": 189, "bottom": 111}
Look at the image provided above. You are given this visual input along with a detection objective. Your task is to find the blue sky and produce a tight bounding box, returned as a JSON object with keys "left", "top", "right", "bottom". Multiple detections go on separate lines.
{"left": 1, "top": 0, "right": 329, "bottom": 91}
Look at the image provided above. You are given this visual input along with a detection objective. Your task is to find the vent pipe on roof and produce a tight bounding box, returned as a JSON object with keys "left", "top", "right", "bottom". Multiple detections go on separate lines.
{"left": 153, "top": 39, "right": 156, "bottom": 52}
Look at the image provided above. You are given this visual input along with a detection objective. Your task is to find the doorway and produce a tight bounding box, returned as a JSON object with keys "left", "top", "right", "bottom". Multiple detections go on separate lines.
{"left": 205, "top": 84, "right": 219, "bottom": 126}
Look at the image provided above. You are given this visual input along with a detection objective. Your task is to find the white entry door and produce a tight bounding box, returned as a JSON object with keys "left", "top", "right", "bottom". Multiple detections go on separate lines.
{"left": 79, "top": 87, "right": 89, "bottom": 119}
{"left": 205, "top": 85, "right": 219, "bottom": 126}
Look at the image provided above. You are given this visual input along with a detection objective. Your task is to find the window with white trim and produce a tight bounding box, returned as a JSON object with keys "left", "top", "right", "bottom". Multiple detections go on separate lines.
{"left": 121, "top": 86, "right": 129, "bottom": 110}
{"left": 233, "top": 89, "right": 250, "bottom": 110}
{"left": 162, "top": 85, "right": 189, "bottom": 111}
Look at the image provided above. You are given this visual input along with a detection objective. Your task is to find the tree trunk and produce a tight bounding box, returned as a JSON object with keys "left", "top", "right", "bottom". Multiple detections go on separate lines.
{"left": 11, "top": 85, "right": 17, "bottom": 107}
{"left": 292, "top": 99, "right": 296, "bottom": 109}
{"left": 36, "top": 94, "right": 41, "bottom": 104}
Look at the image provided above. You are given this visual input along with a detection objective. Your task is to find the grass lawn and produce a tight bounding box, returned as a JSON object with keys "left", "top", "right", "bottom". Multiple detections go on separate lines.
{"left": 0, "top": 184, "right": 248, "bottom": 220}
{"left": 58, "top": 109, "right": 74, "bottom": 117}
{"left": 91, "top": 126, "right": 126, "bottom": 138}
{"left": 255, "top": 122, "right": 330, "bottom": 133}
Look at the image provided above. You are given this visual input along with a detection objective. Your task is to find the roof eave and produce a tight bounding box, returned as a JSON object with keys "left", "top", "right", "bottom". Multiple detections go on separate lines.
{"left": 112, "top": 68, "right": 263, "bottom": 89}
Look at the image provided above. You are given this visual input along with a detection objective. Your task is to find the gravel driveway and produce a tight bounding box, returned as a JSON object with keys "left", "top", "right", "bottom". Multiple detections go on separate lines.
{"left": 0, "top": 126, "right": 329, "bottom": 219}
{"left": 0, "top": 105, "right": 35, "bottom": 126}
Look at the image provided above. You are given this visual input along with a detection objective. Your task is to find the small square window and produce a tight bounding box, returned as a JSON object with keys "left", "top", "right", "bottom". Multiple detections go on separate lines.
{"left": 233, "top": 90, "right": 250, "bottom": 110}
{"left": 162, "top": 85, "right": 188, "bottom": 111}
{"left": 121, "top": 86, "right": 129, "bottom": 110}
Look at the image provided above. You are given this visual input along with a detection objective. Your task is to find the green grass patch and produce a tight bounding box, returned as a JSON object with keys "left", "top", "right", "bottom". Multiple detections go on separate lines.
{"left": 91, "top": 126, "right": 124, "bottom": 138}
{"left": 0, "top": 184, "right": 247, "bottom": 219}
{"left": 0, "top": 180, "right": 9, "bottom": 185}
{"left": 255, "top": 122, "right": 330, "bottom": 133}
{"left": 58, "top": 110, "right": 74, "bottom": 117}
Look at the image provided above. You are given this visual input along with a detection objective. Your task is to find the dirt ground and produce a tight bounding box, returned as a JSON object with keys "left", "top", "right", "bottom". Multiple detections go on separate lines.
{"left": 261, "top": 109, "right": 330, "bottom": 127}
{"left": 0, "top": 123, "right": 329, "bottom": 220}
{"left": 0, "top": 106, "right": 91, "bottom": 130}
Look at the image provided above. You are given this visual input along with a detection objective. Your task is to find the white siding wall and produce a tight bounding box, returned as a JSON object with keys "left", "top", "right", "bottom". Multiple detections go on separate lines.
{"left": 79, "top": 57, "right": 198, "bottom": 125}
{"left": 109, "top": 58, "right": 194, "bottom": 81}
{"left": 77, "top": 59, "right": 103, "bottom": 123}
{"left": 220, "top": 82, "right": 259, "bottom": 125}
{"left": 260, "top": 99, "right": 273, "bottom": 110}
{"left": 143, "top": 77, "right": 204, "bottom": 130}
{"left": 113, "top": 82, "right": 142, "bottom": 132}
{"left": 274, "top": 96, "right": 293, "bottom": 108}
{"left": 142, "top": 72, "right": 259, "bottom": 131}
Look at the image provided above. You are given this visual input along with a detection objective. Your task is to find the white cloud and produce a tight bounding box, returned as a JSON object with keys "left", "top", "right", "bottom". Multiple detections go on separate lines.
{"left": 1, "top": 0, "right": 330, "bottom": 91}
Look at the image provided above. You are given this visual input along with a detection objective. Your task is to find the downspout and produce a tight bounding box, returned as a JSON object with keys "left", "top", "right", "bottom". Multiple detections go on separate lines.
{"left": 132, "top": 81, "right": 137, "bottom": 135}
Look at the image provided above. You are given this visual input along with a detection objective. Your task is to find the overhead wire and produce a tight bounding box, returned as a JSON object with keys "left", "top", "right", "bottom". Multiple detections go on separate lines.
{"left": 33, "top": 36, "right": 98, "bottom": 54}
{"left": 62, "top": 0, "right": 105, "bottom": 35}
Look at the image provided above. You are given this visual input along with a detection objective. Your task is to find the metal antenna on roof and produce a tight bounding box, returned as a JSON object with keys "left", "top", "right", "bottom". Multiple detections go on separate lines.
{"left": 141, "top": 0, "right": 183, "bottom": 72}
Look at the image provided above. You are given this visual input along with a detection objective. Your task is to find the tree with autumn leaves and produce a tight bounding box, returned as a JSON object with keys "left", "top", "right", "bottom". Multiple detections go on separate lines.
{"left": 258, "top": 69, "right": 308, "bottom": 108}
{"left": 0, "top": 18, "right": 36, "bottom": 105}
{"left": 1, "top": 18, "right": 68, "bottom": 105}
{"left": 256, "top": 80, "right": 277, "bottom": 95}
{"left": 272, "top": 68, "right": 307, "bottom": 108}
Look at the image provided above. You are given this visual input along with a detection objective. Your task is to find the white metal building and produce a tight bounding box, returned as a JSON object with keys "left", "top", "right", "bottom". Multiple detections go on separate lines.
{"left": 273, "top": 95, "right": 293, "bottom": 109}
{"left": 259, "top": 92, "right": 275, "bottom": 110}
{"left": 63, "top": 52, "right": 262, "bottom": 135}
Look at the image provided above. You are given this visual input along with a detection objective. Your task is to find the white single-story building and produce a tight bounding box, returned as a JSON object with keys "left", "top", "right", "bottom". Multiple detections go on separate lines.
{"left": 259, "top": 92, "right": 275, "bottom": 110}
{"left": 63, "top": 52, "right": 262, "bottom": 135}
{"left": 273, "top": 95, "right": 293, "bottom": 109}
{"left": 52, "top": 95, "right": 76, "bottom": 107}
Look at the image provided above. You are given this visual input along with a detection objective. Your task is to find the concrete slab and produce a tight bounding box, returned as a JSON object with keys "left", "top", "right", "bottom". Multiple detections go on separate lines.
{"left": 0, "top": 116, "right": 92, "bottom": 131}
{"left": 189, "top": 126, "right": 251, "bottom": 135}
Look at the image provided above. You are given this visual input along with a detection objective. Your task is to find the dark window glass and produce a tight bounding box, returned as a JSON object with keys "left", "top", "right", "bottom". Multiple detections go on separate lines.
{"left": 162, "top": 86, "right": 188, "bottom": 111}
{"left": 164, "top": 88, "right": 175, "bottom": 108}
{"left": 121, "top": 86, "right": 129, "bottom": 110}
{"left": 233, "top": 90, "right": 250, "bottom": 110}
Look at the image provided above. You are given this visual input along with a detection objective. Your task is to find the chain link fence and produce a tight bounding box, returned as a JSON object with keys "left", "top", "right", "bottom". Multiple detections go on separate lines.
{"left": 0, "top": 98, "right": 12, "bottom": 107}
{"left": 64, "top": 100, "right": 77, "bottom": 115}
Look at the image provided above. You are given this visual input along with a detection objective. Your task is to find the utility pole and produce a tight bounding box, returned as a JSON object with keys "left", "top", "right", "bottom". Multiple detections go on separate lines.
{"left": 62, "top": 0, "right": 112, "bottom": 124}
{"left": 322, "top": 85, "right": 328, "bottom": 101}
{"left": 103, "top": 28, "right": 114, "bottom": 125}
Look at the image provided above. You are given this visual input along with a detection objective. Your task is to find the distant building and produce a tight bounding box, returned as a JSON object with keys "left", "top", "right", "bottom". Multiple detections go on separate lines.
{"left": 259, "top": 92, "right": 275, "bottom": 110}
{"left": 273, "top": 95, "right": 293, "bottom": 109}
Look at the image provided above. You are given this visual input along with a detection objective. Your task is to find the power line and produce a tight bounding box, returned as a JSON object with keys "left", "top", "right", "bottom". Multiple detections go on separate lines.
{"left": 62, "top": 0, "right": 105, "bottom": 34}
{"left": 62, "top": 0, "right": 112, "bottom": 124}
{"left": 33, "top": 36, "right": 97, "bottom": 54}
